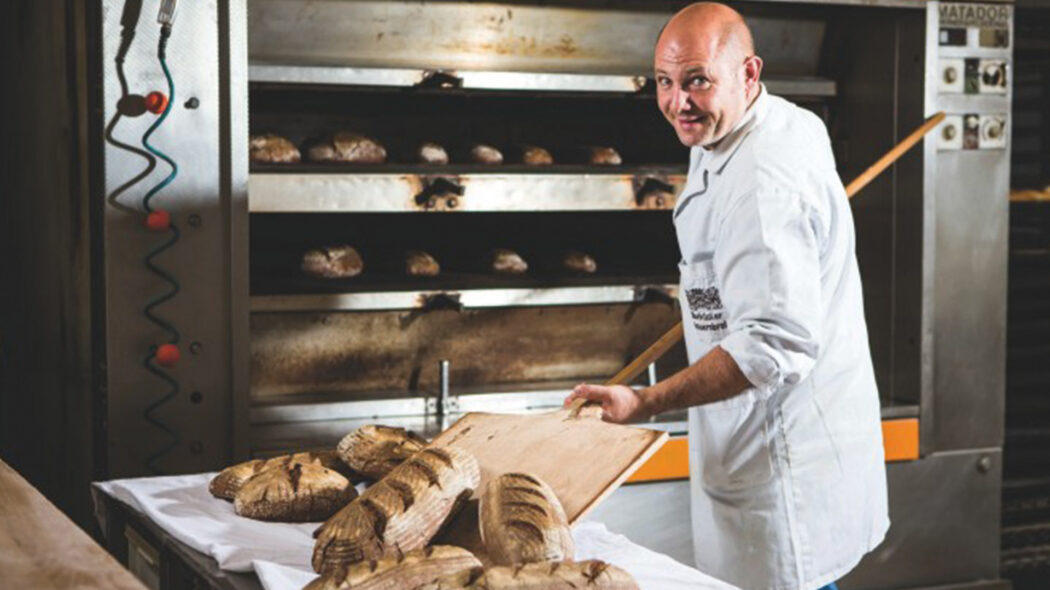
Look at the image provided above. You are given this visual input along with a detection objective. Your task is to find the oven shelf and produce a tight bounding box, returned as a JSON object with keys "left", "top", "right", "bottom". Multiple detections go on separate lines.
{"left": 249, "top": 170, "right": 687, "bottom": 212}
{"left": 251, "top": 283, "right": 678, "bottom": 312}
{"left": 249, "top": 63, "right": 837, "bottom": 97}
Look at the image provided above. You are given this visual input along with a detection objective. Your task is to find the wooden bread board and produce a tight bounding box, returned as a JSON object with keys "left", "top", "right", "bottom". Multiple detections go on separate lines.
{"left": 430, "top": 406, "right": 668, "bottom": 560}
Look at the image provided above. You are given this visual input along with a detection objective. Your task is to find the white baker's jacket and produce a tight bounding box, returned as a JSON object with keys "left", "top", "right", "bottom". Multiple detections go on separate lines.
{"left": 675, "top": 85, "right": 889, "bottom": 590}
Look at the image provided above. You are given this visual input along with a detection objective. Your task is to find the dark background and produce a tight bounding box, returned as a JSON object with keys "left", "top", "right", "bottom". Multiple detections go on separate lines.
{"left": 2, "top": 3, "right": 1049, "bottom": 590}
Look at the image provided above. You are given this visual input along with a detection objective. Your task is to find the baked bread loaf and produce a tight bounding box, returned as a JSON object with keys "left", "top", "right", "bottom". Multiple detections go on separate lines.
{"left": 250, "top": 133, "right": 301, "bottom": 164}
{"left": 461, "top": 561, "right": 639, "bottom": 589}
{"left": 307, "top": 132, "right": 386, "bottom": 164}
{"left": 336, "top": 425, "right": 427, "bottom": 480}
{"left": 418, "top": 143, "right": 450, "bottom": 165}
{"left": 234, "top": 462, "right": 356, "bottom": 522}
{"left": 586, "top": 146, "right": 622, "bottom": 166}
{"left": 491, "top": 249, "right": 528, "bottom": 275}
{"left": 470, "top": 144, "right": 503, "bottom": 165}
{"left": 304, "top": 546, "right": 481, "bottom": 590}
{"left": 520, "top": 146, "right": 553, "bottom": 166}
{"left": 209, "top": 450, "right": 351, "bottom": 500}
{"left": 480, "top": 473, "right": 574, "bottom": 565}
{"left": 312, "top": 446, "right": 480, "bottom": 574}
{"left": 561, "top": 251, "right": 597, "bottom": 274}
{"left": 420, "top": 561, "right": 638, "bottom": 589}
{"left": 302, "top": 245, "right": 364, "bottom": 279}
{"left": 406, "top": 250, "right": 441, "bottom": 277}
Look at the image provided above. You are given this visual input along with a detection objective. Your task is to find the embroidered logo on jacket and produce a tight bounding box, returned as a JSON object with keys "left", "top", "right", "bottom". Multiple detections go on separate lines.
{"left": 686, "top": 287, "right": 728, "bottom": 332}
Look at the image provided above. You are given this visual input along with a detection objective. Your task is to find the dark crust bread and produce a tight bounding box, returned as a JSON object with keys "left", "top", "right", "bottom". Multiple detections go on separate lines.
{"left": 209, "top": 450, "right": 351, "bottom": 500}
{"left": 303, "top": 546, "right": 481, "bottom": 590}
{"left": 302, "top": 245, "right": 364, "bottom": 279}
{"left": 307, "top": 133, "right": 387, "bottom": 164}
{"left": 250, "top": 133, "right": 301, "bottom": 164}
{"left": 406, "top": 250, "right": 441, "bottom": 277}
{"left": 312, "top": 447, "right": 480, "bottom": 574}
{"left": 336, "top": 425, "right": 427, "bottom": 480}
{"left": 480, "top": 473, "right": 574, "bottom": 565}
{"left": 233, "top": 462, "right": 356, "bottom": 522}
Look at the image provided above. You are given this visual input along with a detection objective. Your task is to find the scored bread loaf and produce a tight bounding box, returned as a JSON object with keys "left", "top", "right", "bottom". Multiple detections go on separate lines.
{"left": 234, "top": 462, "right": 356, "bottom": 522}
{"left": 302, "top": 245, "right": 364, "bottom": 279}
{"left": 250, "top": 133, "right": 301, "bottom": 164}
{"left": 561, "top": 251, "right": 597, "bottom": 274}
{"left": 470, "top": 561, "right": 639, "bottom": 589}
{"left": 303, "top": 546, "right": 481, "bottom": 590}
{"left": 491, "top": 249, "right": 528, "bottom": 275}
{"left": 312, "top": 446, "right": 480, "bottom": 574}
{"left": 307, "top": 132, "right": 387, "bottom": 164}
{"left": 420, "top": 561, "right": 639, "bottom": 589}
{"left": 209, "top": 450, "right": 351, "bottom": 500}
{"left": 336, "top": 425, "right": 427, "bottom": 480}
{"left": 406, "top": 250, "right": 441, "bottom": 277}
{"left": 418, "top": 142, "right": 450, "bottom": 165}
{"left": 480, "top": 473, "right": 574, "bottom": 565}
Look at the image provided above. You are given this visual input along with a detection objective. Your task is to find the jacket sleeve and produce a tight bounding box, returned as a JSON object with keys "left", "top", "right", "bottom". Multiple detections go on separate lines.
{"left": 714, "top": 186, "right": 826, "bottom": 397}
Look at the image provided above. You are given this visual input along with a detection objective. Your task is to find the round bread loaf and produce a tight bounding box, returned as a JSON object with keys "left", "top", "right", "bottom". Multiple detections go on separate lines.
{"left": 470, "top": 144, "right": 503, "bottom": 165}
{"left": 234, "top": 462, "right": 356, "bottom": 522}
{"left": 209, "top": 450, "right": 351, "bottom": 500}
{"left": 561, "top": 250, "right": 597, "bottom": 274}
{"left": 406, "top": 250, "right": 441, "bottom": 277}
{"left": 418, "top": 142, "right": 450, "bottom": 165}
{"left": 521, "top": 145, "right": 553, "bottom": 166}
{"left": 491, "top": 249, "right": 528, "bottom": 274}
{"left": 336, "top": 424, "right": 427, "bottom": 480}
{"left": 307, "top": 132, "right": 386, "bottom": 164}
{"left": 302, "top": 245, "right": 364, "bottom": 279}
{"left": 250, "top": 133, "right": 301, "bottom": 164}
{"left": 587, "top": 146, "right": 622, "bottom": 166}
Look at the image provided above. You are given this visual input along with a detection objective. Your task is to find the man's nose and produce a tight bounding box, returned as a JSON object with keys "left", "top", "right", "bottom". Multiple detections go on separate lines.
{"left": 671, "top": 87, "right": 692, "bottom": 114}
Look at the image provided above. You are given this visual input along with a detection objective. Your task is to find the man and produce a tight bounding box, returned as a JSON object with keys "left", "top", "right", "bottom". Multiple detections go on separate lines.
{"left": 565, "top": 3, "right": 889, "bottom": 589}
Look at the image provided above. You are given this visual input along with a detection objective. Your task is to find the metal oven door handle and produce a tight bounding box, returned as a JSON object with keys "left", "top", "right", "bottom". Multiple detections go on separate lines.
{"left": 415, "top": 177, "right": 466, "bottom": 210}
{"left": 416, "top": 70, "right": 464, "bottom": 89}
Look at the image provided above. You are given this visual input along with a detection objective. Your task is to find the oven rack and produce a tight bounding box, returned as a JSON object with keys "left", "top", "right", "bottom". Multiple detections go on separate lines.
{"left": 249, "top": 63, "right": 838, "bottom": 97}
{"left": 249, "top": 170, "right": 687, "bottom": 212}
{"left": 251, "top": 283, "right": 678, "bottom": 312}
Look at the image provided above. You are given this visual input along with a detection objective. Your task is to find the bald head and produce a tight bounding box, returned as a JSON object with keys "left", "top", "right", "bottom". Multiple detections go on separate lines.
{"left": 652, "top": 2, "right": 763, "bottom": 147}
{"left": 657, "top": 2, "right": 754, "bottom": 63}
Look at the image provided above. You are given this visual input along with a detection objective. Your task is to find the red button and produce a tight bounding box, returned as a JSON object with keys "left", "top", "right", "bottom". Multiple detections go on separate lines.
{"left": 145, "top": 210, "right": 171, "bottom": 231}
{"left": 145, "top": 91, "right": 169, "bottom": 114}
{"left": 155, "top": 344, "right": 180, "bottom": 367}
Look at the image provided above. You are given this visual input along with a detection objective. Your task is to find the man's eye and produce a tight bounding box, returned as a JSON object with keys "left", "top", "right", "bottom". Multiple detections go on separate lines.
{"left": 689, "top": 77, "right": 710, "bottom": 88}
{"left": 656, "top": 77, "right": 672, "bottom": 87}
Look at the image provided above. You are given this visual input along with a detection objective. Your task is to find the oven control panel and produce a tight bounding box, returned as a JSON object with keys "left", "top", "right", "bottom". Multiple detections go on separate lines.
{"left": 935, "top": 2, "right": 1011, "bottom": 151}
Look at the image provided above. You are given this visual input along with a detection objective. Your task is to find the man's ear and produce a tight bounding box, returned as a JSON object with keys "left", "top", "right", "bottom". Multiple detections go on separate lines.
{"left": 744, "top": 55, "right": 764, "bottom": 91}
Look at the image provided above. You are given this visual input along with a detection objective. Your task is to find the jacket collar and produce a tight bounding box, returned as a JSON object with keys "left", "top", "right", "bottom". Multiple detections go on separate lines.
{"left": 696, "top": 83, "right": 768, "bottom": 176}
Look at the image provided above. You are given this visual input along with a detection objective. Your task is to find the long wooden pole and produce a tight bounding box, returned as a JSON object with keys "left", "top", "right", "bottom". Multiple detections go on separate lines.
{"left": 605, "top": 111, "right": 946, "bottom": 388}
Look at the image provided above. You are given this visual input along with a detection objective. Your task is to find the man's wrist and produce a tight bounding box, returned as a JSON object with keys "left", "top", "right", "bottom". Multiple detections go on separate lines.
{"left": 635, "top": 386, "right": 664, "bottom": 419}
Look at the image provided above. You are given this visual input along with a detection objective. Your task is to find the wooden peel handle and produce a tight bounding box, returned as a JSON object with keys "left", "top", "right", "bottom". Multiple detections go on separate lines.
{"left": 581, "top": 111, "right": 948, "bottom": 396}
{"left": 844, "top": 112, "right": 945, "bottom": 198}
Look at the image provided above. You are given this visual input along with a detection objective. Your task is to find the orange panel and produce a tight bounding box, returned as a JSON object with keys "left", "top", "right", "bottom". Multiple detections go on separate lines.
{"left": 627, "top": 437, "right": 690, "bottom": 483}
{"left": 627, "top": 418, "right": 920, "bottom": 483}
{"left": 882, "top": 418, "right": 920, "bottom": 462}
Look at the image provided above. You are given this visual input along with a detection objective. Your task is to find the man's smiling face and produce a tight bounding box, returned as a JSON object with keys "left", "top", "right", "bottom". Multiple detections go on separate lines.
{"left": 654, "top": 5, "right": 762, "bottom": 148}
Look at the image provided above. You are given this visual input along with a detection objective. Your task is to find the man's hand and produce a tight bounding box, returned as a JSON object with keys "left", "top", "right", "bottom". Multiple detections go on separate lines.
{"left": 563, "top": 383, "right": 652, "bottom": 424}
